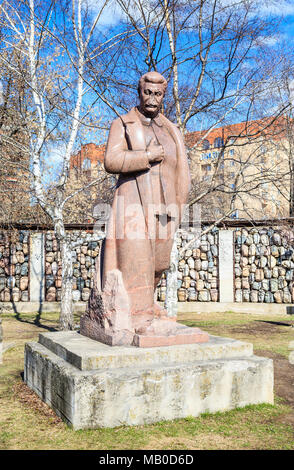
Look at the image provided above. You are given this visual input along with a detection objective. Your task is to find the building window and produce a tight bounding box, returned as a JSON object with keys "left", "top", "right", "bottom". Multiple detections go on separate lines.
{"left": 202, "top": 139, "right": 210, "bottom": 150}
{"left": 214, "top": 137, "right": 223, "bottom": 148}
{"left": 82, "top": 157, "right": 91, "bottom": 177}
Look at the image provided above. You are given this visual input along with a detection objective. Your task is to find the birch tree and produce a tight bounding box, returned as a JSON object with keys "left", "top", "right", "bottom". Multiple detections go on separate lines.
{"left": 0, "top": 0, "right": 133, "bottom": 329}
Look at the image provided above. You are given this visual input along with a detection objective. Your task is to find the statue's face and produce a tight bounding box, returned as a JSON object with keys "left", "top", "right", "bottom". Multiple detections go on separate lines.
{"left": 139, "top": 82, "right": 165, "bottom": 118}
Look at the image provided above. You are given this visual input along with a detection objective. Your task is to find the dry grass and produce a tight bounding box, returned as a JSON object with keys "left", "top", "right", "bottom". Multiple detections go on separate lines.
{"left": 0, "top": 310, "right": 294, "bottom": 450}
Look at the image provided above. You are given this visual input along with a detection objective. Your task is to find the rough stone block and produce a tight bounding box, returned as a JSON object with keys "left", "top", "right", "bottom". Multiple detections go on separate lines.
{"left": 24, "top": 332, "right": 273, "bottom": 430}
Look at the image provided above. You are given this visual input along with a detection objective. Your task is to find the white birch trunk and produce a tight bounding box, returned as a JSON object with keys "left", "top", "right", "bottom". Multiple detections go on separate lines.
{"left": 59, "top": 237, "right": 74, "bottom": 330}
{"left": 164, "top": 232, "right": 179, "bottom": 318}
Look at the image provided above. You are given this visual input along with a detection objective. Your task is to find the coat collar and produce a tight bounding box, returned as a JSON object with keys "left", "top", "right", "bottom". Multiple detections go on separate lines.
{"left": 122, "top": 107, "right": 163, "bottom": 127}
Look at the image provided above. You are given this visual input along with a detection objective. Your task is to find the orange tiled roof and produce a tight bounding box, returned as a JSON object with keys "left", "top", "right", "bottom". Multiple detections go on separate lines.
{"left": 184, "top": 116, "right": 289, "bottom": 149}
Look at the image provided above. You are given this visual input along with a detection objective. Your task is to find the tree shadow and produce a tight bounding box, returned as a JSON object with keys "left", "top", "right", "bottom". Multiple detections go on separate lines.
{"left": 255, "top": 320, "right": 294, "bottom": 327}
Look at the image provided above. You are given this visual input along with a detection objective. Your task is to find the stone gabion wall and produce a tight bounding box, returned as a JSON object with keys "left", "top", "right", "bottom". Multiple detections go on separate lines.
{"left": 45, "top": 231, "right": 100, "bottom": 302}
{"left": 157, "top": 228, "right": 219, "bottom": 302}
{"left": 0, "top": 230, "right": 30, "bottom": 301}
{"left": 234, "top": 227, "right": 294, "bottom": 303}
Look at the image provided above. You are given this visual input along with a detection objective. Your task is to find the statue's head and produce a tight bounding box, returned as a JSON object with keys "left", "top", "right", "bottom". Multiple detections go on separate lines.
{"left": 138, "top": 71, "right": 167, "bottom": 118}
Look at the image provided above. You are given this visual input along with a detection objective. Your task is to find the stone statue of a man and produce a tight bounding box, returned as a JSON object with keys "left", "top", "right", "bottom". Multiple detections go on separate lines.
{"left": 80, "top": 71, "right": 208, "bottom": 347}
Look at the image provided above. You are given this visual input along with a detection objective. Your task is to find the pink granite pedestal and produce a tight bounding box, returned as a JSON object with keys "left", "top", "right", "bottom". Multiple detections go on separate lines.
{"left": 80, "top": 269, "right": 209, "bottom": 347}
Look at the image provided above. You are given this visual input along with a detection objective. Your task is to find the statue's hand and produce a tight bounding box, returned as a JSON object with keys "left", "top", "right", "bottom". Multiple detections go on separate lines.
{"left": 147, "top": 138, "right": 164, "bottom": 163}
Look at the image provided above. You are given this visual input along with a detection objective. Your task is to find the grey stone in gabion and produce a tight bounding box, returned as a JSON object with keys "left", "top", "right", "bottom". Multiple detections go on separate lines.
{"left": 56, "top": 289, "right": 61, "bottom": 301}
{"left": 208, "top": 261, "right": 214, "bottom": 270}
{"left": 12, "top": 287, "right": 20, "bottom": 302}
{"left": 264, "top": 268, "right": 272, "bottom": 279}
{"left": 82, "top": 288, "right": 90, "bottom": 301}
{"left": 81, "top": 246, "right": 88, "bottom": 255}
{"left": 274, "top": 291, "right": 282, "bottom": 303}
{"left": 210, "top": 289, "right": 218, "bottom": 302}
{"left": 187, "top": 257, "right": 194, "bottom": 269}
{"left": 183, "top": 265, "right": 189, "bottom": 277}
{"left": 252, "top": 281, "right": 260, "bottom": 291}
{"left": 207, "top": 234, "right": 214, "bottom": 245}
{"left": 260, "top": 256, "right": 267, "bottom": 268}
{"left": 260, "top": 234, "right": 269, "bottom": 245}
{"left": 270, "top": 279, "right": 278, "bottom": 293}
{"left": 201, "top": 260, "right": 208, "bottom": 270}
{"left": 46, "top": 275, "right": 55, "bottom": 289}
{"left": 235, "top": 278, "right": 242, "bottom": 289}
{"left": 72, "top": 290, "right": 81, "bottom": 302}
{"left": 279, "top": 246, "right": 285, "bottom": 257}
{"left": 178, "top": 259, "right": 185, "bottom": 271}
{"left": 261, "top": 279, "right": 269, "bottom": 291}
{"left": 21, "top": 291, "right": 29, "bottom": 301}
{"left": 190, "top": 281, "right": 196, "bottom": 287}
{"left": 178, "top": 288, "right": 187, "bottom": 301}
{"left": 177, "top": 280, "right": 182, "bottom": 289}
{"left": 46, "top": 240, "right": 53, "bottom": 251}
{"left": 15, "top": 264, "right": 21, "bottom": 276}
{"left": 194, "top": 259, "right": 202, "bottom": 271}
{"left": 20, "top": 277, "right": 28, "bottom": 291}
{"left": 242, "top": 267, "right": 250, "bottom": 277}
{"left": 272, "top": 267, "right": 279, "bottom": 278}
{"left": 272, "top": 232, "right": 281, "bottom": 245}
{"left": 190, "top": 270, "right": 196, "bottom": 280}
{"left": 253, "top": 233, "right": 260, "bottom": 244}
{"left": 235, "top": 267, "right": 242, "bottom": 277}
{"left": 85, "top": 256, "right": 92, "bottom": 268}
{"left": 249, "top": 245, "right": 256, "bottom": 256}
{"left": 283, "top": 289, "right": 292, "bottom": 303}
{"left": 255, "top": 269, "right": 264, "bottom": 282}
{"left": 265, "top": 291, "right": 274, "bottom": 303}
{"left": 242, "top": 289, "right": 250, "bottom": 302}
{"left": 271, "top": 246, "right": 279, "bottom": 258}
{"left": 245, "top": 235, "right": 253, "bottom": 246}
{"left": 241, "top": 257, "right": 248, "bottom": 267}
{"left": 235, "top": 289, "right": 242, "bottom": 302}
{"left": 7, "top": 276, "right": 15, "bottom": 289}
{"left": 235, "top": 253, "right": 241, "bottom": 263}
{"left": 286, "top": 270, "right": 293, "bottom": 281}
{"left": 199, "top": 271, "right": 208, "bottom": 281}
{"left": 188, "top": 290, "right": 197, "bottom": 301}
{"left": 260, "top": 245, "right": 268, "bottom": 256}
{"left": 184, "top": 249, "right": 193, "bottom": 259}
{"left": 198, "top": 290, "right": 210, "bottom": 301}
{"left": 242, "top": 245, "right": 249, "bottom": 257}
{"left": 0, "top": 277, "right": 6, "bottom": 291}
{"left": 250, "top": 290, "right": 258, "bottom": 302}
{"left": 196, "top": 279, "right": 204, "bottom": 291}
{"left": 10, "top": 254, "right": 17, "bottom": 265}
{"left": 248, "top": 256, "right": 255, "bottom": 264}
{"left": 278, "top": 267, "right": 286, "bottom": 277}
{"left": 177, "top": 271, "right": 183, "bottom": 280}
{"left": 242, "top": 278, "right": 250, "bottom": 289}
{"left": 282, "top": 260, "right": 291, "bottom": 268}
{"left": 77, "top": 277, "right": 85, "bottom": 290}
{"left": 250, "top": 264, "right": 257, "bottom": 273}
{"left": 258, "top": 290, "right": 265, "bottom": 302}
{"left": 211, "top": 245, "right": 218, "bottom": 256}
{"left": 278, "top": 277, "right": 287, "bottom": 289}
{"left": 268, "top": 256, "right": 277, "bottom": 269}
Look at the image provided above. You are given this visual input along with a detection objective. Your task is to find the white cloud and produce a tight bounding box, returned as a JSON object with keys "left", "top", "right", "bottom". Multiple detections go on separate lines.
{"left": 257, "top": 0, "right": 294, "bottom": 17}
{"left": 85, "top": 0, "right": 124, "bottom": 27}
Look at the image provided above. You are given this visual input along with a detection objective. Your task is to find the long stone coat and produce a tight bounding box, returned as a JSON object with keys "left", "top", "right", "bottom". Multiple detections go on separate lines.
{"left": 99, "top": 107, "right": 191, "bottom": 314}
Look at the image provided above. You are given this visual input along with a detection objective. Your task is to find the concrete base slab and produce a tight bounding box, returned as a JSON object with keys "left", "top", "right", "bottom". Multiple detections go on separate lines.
{"left": 24, "top": 332, "right": 273, "bottom": 429}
